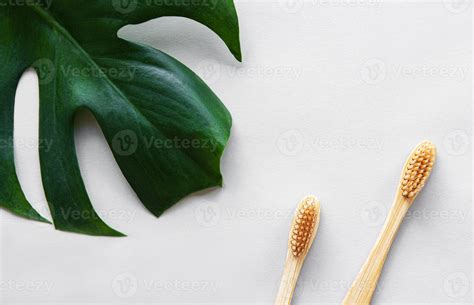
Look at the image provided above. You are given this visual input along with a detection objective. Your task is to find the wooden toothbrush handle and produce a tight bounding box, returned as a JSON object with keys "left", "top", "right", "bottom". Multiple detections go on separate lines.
{"left": 342, "top": 197, "right": 411, "bottom": 305}
{"left": 275, "top": 253, "right": 305, "bottom": 305}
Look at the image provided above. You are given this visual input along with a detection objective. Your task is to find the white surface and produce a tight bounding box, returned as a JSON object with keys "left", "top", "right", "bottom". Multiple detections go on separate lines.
{"left": 0, "top": 1, "right": 472, "bottom": 304}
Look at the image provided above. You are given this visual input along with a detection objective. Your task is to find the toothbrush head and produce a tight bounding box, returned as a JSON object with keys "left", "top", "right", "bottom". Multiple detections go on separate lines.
{"left": 289, "top": 196, "right": 320, "bottom": 258}
{"left": 400, "top": 141, "right": 436, "bottom": 199}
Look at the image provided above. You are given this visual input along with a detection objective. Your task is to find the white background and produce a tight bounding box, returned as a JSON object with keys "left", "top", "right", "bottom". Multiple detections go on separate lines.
{"left": 1, "top": 0, "right": 472, "bottom": 304}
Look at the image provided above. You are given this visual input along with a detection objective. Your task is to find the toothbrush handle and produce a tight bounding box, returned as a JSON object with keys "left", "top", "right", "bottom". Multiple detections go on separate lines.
{"left": 342, "top": 196, "right": 410, "bottom": 305}
{"left": 275, "top": 253, "right": 304, "bottom": 305}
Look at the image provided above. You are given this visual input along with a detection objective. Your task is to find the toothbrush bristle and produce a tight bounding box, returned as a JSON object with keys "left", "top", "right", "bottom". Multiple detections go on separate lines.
{"left": 290, "top": 196, "right": 319, "bottom": 257}
{"left": 400, "top": 141, "right": 436, "bottom": 199}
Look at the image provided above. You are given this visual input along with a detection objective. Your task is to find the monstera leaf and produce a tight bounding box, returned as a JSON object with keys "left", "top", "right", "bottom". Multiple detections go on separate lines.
{"left": 0, "top": 0, "right": 241, "bottom": 236}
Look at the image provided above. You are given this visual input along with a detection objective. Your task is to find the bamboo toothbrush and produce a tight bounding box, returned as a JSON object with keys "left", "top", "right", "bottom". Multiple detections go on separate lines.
{"left": 342, "top": 140, "right": 436, "bottom": 305}
{"left": 275, "top": 195, "right": 321, "bottom": 305}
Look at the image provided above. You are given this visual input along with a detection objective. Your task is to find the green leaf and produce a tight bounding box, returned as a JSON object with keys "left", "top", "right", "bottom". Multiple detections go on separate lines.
{"left": 0, "top": 0, "right": 241, "bottom": 236}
